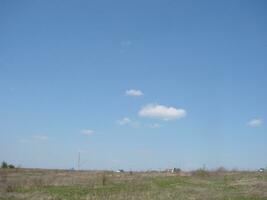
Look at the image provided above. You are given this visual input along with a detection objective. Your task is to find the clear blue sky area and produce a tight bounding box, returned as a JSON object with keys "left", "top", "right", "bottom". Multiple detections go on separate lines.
{"left": 0, "top": 0, "right": 267, "bottom": 170}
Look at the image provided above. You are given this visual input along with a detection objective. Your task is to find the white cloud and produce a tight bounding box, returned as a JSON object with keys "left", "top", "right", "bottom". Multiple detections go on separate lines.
{"left": 247, "top": 118, "right": 263, "bottom": 128}
{"left": 117, "top": 117, "right": 140, "bottom": 128}
{"left": 117, "top": 117, "right": 131, "bottom": 125}
{"left": 32, "top": 135, "right": 49, "bottom": 141}
{"left": 149, "top": 123, "right": 161, "bottom": 128}
{"left": 82, "top": 129, "right": 94, "bottom": 136}
{"left": 139, "top": 104, "right": 186, "bottom": 121}
{"left": 125, "top": 89, "right": 143, "bottom": 97}
{"left": 19, "top": 135, "right": 49, "bottom": 143}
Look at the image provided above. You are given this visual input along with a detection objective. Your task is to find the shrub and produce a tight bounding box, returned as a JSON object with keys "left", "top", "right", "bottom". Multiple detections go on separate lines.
{"left": 8, "top": 164, "right": 15, "bottom": 169}
{"left": 6, "top": 185, "right": 15, "bottom": 193}
{"left": 1, "top": 161, "right": 16, "bottom": 169}
{"left": 102, "top": 174, "right": 107, "bottom": 186}
{"left": 216, "top": 167, "right": 227, "bottom": 173}
{"left": 192, "top": 169, "right": 210, "bottom": 177}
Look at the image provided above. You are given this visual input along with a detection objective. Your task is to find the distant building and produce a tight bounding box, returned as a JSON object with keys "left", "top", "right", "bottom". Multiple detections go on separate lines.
{"left": 165, "top": 168, "right": 181, "bottom": 173}
{"left": 172, "top": 168, "right": 181, "bottom": 173}
{"left": 165, "top": 169, "right": 172, "bottom": 173}
{"left": 259, "top": 168, "right": 265, "bottom": 172}
{"left": 116, "top": 169, "right": 124, "bottom": 173}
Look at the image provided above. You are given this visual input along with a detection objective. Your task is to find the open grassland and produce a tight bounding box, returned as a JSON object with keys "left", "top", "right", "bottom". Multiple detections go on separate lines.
{"left": 1, "top": 169, "right": 267, "bottom": 200}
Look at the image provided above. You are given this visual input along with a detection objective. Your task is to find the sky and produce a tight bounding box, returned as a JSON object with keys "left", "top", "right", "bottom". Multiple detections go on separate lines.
{"left": 0, "top": 0, "right": 267, "bottom": 171}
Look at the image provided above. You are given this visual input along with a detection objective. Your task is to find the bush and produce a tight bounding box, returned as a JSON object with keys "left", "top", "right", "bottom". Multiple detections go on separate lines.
{"left": 216, "top": 167, "right": 227, "bottom": 173}
{"left": 102, "top": 174, "right": 107, "bottom": 186}
{"left": 8, "top": 164, "right": 15, "bottom": 169}
{"left": 1, "top": 161, "right": 15, "bottom": 169}
{"left": 6, "top": 185, "right": 15, "bottom": 193}
{"left": 192, "top": 169, "right": 210, "bottom": 177}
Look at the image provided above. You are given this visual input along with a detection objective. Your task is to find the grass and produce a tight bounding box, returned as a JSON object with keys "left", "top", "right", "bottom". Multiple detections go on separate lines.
{"left": 1, "top": 169, "right": 267, "bottom": 200}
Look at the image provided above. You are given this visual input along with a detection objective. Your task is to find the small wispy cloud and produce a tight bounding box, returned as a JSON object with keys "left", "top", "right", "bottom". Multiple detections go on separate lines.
{"left": 148, "top": 123, "right": 161, "bottom": 128}
{"left": 19, "top": 135, "right": 50, "bottom": 143}
{"left": 117, "top": 117, "right": 131, "bottom": 125}
{"left": 247, "top": 118, "right": 263, "bottom": 128}
{"left": 117, "top": 117, "right": 140, "bottom": 128}
{"left": 125, "top": 89, "right": 143, "bottom": 97}
{"left": 32, "top": 135, "right": 49, "bottom": 141}
{"left": 81, "top": 129, "right": 94, "bottom": 136}
{"left": 139, "top": 104, "right": 186, "bottom": 121}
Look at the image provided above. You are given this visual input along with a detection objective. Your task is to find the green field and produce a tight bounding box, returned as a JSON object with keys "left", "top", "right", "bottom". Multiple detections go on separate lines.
{"left": 1, "top": 169, "right": 267, "bottom": 200}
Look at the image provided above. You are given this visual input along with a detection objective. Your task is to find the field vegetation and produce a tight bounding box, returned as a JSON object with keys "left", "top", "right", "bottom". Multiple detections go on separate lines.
{"left": 1, "top": 168, "right": 267, "bottom": 200}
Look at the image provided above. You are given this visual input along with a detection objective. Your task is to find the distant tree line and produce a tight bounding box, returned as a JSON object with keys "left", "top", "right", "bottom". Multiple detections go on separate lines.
{"left": 1, "top": 161, "right": 15, "bottom": 169}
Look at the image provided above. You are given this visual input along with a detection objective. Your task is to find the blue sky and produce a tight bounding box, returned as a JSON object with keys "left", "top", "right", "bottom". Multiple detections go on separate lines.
{"left": 0, "top": 0, "right": 267, "bottom": 170}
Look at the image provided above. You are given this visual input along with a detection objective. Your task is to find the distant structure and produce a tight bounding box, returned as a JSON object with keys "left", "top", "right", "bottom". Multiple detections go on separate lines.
{"left": 165, "top": 169, "right": 172, "bottom": 173}
{"left": 165, "top": 168, "right": 181, "bottom": 173}
{"left": 259, "top": 168, "right": 265, "bottom": 172}
{"left": 172, "top": 168, "right": 181, "bottom": 173}
{"left": 69, "top": 168, "right": 75, "bottom": 171}
{"left": 116, "top": 169, "right": 125, "bottom": 173}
